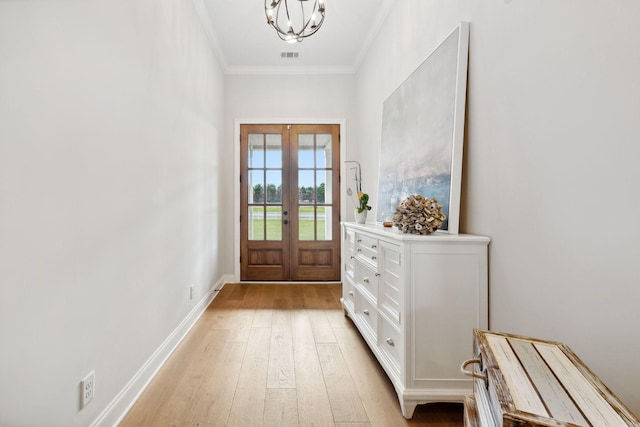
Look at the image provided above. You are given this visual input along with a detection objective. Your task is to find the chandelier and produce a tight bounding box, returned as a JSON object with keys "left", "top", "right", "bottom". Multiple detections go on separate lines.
{"left": 265, "top": 0, "right": 325, "bottom": 44}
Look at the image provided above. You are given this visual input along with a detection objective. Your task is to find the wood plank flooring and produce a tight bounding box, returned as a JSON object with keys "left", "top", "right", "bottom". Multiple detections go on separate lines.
{"left": 119, "top": 283, "right": 463, "bottom": 427}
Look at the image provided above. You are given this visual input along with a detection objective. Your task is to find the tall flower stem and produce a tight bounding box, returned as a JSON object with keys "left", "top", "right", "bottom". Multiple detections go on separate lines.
{"left": 344, "top": 160, "right": 362, "bottom": 193}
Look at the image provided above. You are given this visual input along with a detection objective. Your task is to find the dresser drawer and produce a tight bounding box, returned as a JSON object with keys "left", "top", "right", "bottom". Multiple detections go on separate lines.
{"left": 379, "top": 241, "right": 401, "bottom": 325}
{"left": 345, "top": 229, "right": 356, "bottom": 278}
{"left": 355, "top": 292, "right": 377, "bottom": 340}
{"left": 343, "top": 279, "right": 356, "bottom": 308}
{"left": 345, "top": 256, "right": 355, "bottom": 282}
{"left": 356, "top": 233, "right": 378, "bottom": 265}
{"left": 379, "top": 315, "right": 401, "bottom": 375}
{"left": 355, "top": 261, "right": 378, "bottom": 302}
{"left": 345, "top": 228, "right": 356, "bottom": 249}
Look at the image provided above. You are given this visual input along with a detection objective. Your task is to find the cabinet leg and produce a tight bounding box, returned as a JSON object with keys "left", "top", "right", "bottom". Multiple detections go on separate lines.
{"left": 400, "top": 399, "right": 418, "bottom": 419}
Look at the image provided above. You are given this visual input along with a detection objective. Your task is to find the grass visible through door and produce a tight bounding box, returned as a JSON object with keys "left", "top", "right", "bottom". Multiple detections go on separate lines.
{"left": 249, "top": 206, "right": 326, "bottom": 241}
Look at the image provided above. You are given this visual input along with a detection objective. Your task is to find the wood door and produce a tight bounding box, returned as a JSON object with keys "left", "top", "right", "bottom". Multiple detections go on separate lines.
{"left": 240, "top": 124, "right": 341, "bottom": 281}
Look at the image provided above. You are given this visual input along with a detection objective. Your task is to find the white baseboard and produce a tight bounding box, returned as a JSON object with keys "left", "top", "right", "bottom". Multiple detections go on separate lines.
{"left": 91, "top": 274, "right": 233, "bottom": 427}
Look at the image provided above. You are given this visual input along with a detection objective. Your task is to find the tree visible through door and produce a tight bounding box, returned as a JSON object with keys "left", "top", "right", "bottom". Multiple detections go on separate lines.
{"left": 240, "top": 124, "right": 340, "bottom": 281}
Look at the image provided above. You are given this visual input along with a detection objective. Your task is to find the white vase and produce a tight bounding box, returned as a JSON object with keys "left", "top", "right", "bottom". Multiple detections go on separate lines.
{"left": 354, "top": 209, "right": 368, "bottom": 224}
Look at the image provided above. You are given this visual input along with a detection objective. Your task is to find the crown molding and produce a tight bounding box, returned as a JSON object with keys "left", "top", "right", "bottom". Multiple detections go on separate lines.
{"left": 352, "top": 0, "right": 395, "bottom": 72}
{"left": 224, "top": 65, "right": 356, "bottom": 75}
{"left": 193, "top": 0, "right": 391, "bottom": 76}
{"left": 192, "top": 0, "right": 229, "bottom": 72}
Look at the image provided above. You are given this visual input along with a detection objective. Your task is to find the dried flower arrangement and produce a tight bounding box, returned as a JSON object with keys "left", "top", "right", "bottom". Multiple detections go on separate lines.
{"left": 392, "top": 194, "right": 446, "bottom": 234}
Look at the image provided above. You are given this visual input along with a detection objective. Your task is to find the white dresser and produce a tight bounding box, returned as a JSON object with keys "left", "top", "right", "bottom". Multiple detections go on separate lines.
{"left": 341, "top": 223, "right": 490, "bottom": 418}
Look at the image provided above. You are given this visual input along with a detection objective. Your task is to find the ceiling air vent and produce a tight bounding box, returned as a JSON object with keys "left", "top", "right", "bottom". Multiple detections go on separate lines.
{"left": 280, "top": 52, "right": 300, "bottom": 59}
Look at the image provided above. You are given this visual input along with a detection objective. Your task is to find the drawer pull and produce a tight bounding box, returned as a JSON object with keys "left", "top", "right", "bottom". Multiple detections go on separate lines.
{"left": 357, "top": 239, "right": 362, "bottom": 243}
{"left": 357, "top": 249, "right": 362, "bottom": 252}
{"left": 371, "top": 244, "right": 377, "bottom": 249}
{"left": 348, "top": 291, "right": 354, "bottom": 296}
{"left": 363, "top": 277, "right": 370, "bottom": 283}
{"left": 363, "top": 309, "right": 370, "bottom": 316}
{"left": 371, "top": 256, "right": 377, "bottom": 260}
{"left": 350, "top": 256, "right": 355, "bottom": 259}
{"left": 386, "top": 338, "right": 395, "bottom": 346}
{"left": 460, "top": 358, "right": 486, "bottom": 380}
{"left": 375, "top": 273, "right": 381, "bottom": 277}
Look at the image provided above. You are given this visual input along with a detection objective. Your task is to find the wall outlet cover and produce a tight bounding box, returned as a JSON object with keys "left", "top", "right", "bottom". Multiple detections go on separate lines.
{"left": 80, "top": 370, "right": 95, "bottom": 409}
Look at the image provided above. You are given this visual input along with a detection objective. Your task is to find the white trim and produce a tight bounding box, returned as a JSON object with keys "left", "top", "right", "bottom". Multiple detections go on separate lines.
{"left": 191, "top": 0, "right": 358, "bottom": 76}
{"left": 90, "top": 274, "right": 233, "bottom": 427}
{"left": 225, "top": 65, "right": 355, "bottom": 76}
{"left": 191, "top": 0, "right": 389, "bottom": 76}
{"left": 234, "top": 118, "right": 347, "bottom": 282}
{"left": 192, "top": 0, "right": 229, "bottom": 71}
{"left": 352, "top": 0, "right": 396, "bottom": 72}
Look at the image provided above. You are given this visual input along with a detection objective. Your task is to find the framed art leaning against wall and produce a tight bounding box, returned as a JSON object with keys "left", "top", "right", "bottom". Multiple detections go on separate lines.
{"left": 376, "top": 22, "right": 469, "bottom": 234}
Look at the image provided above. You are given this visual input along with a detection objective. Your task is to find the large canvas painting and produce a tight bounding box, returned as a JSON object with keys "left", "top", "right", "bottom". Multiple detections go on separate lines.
{"left": 377, "top": 23, "right": 469, "bottom": 234}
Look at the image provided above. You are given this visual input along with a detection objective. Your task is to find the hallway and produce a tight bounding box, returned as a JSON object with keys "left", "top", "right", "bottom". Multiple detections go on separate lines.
{"left": 120, "top": 283, "right": 463, "bottom": 426}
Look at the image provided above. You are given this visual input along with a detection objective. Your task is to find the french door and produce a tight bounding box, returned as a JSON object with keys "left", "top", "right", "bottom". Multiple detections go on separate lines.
{"left": 240, "top": 124, "right": 341, "bottom": 281}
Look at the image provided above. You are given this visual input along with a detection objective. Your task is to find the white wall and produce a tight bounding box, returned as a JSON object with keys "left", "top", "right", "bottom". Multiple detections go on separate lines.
{"left": 354, "top": 0, "right": 640, "bottom": 416}
{"left": 2, "top": 0, "right": 639, "bottom": 423}
{"left": 0, "top": 1, "right": 227, "bottom": 425}
{"left": 225, "top": 74, "right": 356, "bottom": 120}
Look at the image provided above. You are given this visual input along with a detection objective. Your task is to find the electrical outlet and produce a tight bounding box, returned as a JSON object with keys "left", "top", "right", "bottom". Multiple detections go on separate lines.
{"left": 80, "top": 370, "right": 95, "bottom": 409}
{"left": 190, "top": 284, "right": 195, "bottom": 300}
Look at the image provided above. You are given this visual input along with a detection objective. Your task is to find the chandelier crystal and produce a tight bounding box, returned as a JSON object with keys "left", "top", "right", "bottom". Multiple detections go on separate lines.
{"left": 265, "top": 0, "right": 325, "bottom": 43}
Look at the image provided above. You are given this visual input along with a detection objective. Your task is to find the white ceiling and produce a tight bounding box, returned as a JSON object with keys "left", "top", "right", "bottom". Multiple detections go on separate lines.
{"left": 195, "top": 0, "right": 390, "bottom": 74}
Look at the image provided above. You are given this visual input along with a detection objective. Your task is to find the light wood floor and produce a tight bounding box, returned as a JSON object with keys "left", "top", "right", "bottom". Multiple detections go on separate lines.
{"left": 119, "top": 283, "right": 463, "bottom": 427}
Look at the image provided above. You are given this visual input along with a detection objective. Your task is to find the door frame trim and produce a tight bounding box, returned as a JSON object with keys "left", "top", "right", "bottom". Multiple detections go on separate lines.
{"left": 233, "top": 118, "right": 347, "bottom": 282}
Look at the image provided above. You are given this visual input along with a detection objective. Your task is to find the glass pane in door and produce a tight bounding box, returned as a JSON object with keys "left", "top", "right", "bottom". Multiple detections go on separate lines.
{"left": 248, "top": 134, "right": 264, "bottom": 168}
{"left": 265, "top": 134, "right": 282, "bottom": 168}
{"left": 249, "top": 170, "right": 264, "bottom": 204}
{"left": 298, "top": 134, "right": 314, "bottom": 168}
{"left": 298, "top": 170, "right": 314, "bottom": 204}
{"left": 316, "top": 171, "right": 332, "bottom": 242}
{"left": 248, "top": 206, "right": 264, "bottom": 240}
{"left": 298, "top": 206, "right": 313, "bottom": 241}
{"left": 315, "top": 170, "right": 328, "bottom": 203}
{"left": 266, "top": 170, "right": 282, "bottom": 204}
{"left": 315, "top": 133, "right": 332, "bottom": 168}
{"left": 316, "top": 206, "right": 332, "bottom": 240}
{"left": 266, "top": 206, "right": 282, "bottom": 240}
